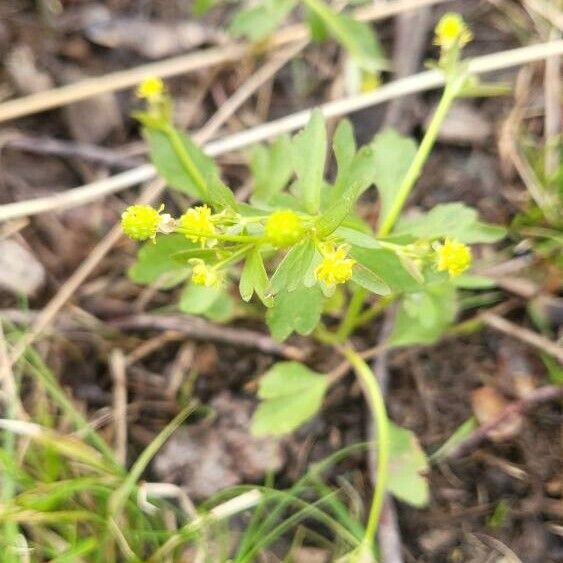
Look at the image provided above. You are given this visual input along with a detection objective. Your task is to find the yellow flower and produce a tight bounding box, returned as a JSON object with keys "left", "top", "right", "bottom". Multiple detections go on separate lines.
{"left": 191, "top": 261, "right": 220, "bottom": 287}
{"left": 434, "top": 13, "right": 473, "bottom": 50}
{"left": 121, "top": 204, "right": 163, "bottom": 241}
{"left": 179, "top": 205, "right": 217, "bottom": 246}
{"left": 136, "top": 76, "right": 165, "bottom": 101}
{"left": 435, "top": 238, "right": 472, "bottom": 278}
{"left": 315, "top": 244, "right": 356, "bottom": 287}
{"left": 265, "top": 210, "right": 305, "bottom": 248}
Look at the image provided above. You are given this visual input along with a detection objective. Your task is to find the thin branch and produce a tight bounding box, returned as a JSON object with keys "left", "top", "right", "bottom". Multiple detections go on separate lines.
{"left": 481, "top": 312, "right": 563, "bottom": 364}
{"left": 107, "top": 314, "right": 307, "bottom": 361}
{"left": 3, "top": 136, "right": 142, "bottom": 169}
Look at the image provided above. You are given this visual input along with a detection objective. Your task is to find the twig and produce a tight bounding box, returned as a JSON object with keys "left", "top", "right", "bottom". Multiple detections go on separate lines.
{"left": 109, "top": 349, "right": 128, "bottom": 465}
{"left": 4, "top": 136, "right": 143, "bottom": 169}
{"left": 0, "top": 0, "right": 450, "bottom": 123}
{"left": 1, "top": 39, "right": 562, "bottom": 224}
{"left": 108, "top": 314, "right": 306, "bottom": 361}
{"left": 444, "top": 384, "right": 563, "bottom": 460}
{"left": 481, "top": 312, "right": 563, "bottom": 364}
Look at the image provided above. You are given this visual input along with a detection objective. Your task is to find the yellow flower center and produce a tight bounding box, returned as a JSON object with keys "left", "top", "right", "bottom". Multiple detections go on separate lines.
{"left": 265, "top": 209, "right": 305, "bottom": 248}
{"left": 435, "top": 238, "right": 472, "bottom": 278}
{"left": 179, "top": 205, "right": 217, "bottom": 246}
{"left": 121, "top": 204, "right": 162, "bottom": 241}
{"left": 315, "top": 244, "right": 356, "bottom": 287}
{"left": 136, "top": 77, "right": 165, "bottom": 101}
{"left": 434, "top": 13, "right": 473, "bottom": 50}
{"left": 191, "top": 262, "right": 220, "bottom": 287}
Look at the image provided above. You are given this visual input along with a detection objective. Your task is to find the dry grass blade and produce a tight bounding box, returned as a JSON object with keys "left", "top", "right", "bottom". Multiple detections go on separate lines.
{"left": 1, "top": 40, "right": 561, "bottom": 224}
{"left": 481, "top": 312, "right": 563, "bottom": 364}
{"left": 0, "top": 0, "right": 450, "bottom": 124}
{"left": 110, "top": 349, "right": 128, "bottom": 466}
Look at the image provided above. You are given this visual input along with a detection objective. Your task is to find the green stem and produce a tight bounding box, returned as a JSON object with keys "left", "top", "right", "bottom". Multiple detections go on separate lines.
{"left": 353, "top": 295, "right": 397, "bottom": 329}
{"left": 377, "top": 75, "right": 464, "bottom": 237}
{"left": 342, "top": 347, "right": 389, "bottom": 557}
{"left": 336, "top": 286, "right": 367, "bottom": 342}
{"left": 176, "top": 228, "right": 263, "bottom": 244}
{"left": 161, "top": 123, "right": 208, "bottom": 200}
{"left": 213, "top": 244, "right": 254, "bottom": 269}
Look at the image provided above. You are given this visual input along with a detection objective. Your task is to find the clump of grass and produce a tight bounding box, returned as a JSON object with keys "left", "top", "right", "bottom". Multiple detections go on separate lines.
{"left": 0, "top": 322, "right": 372, "bottom": 561}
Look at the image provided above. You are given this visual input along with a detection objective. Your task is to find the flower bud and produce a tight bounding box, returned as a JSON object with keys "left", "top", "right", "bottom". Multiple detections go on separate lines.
{"left": 435, "top": 238, "right": 472, "bottom": 278}
{"left": 136, "top": 76, "right": 165, "bottom": 102}
{"left": 265, "top": 210, "right": 305, "bottom": 248}
{"left": 121, "top": 204, "right": 162, "bottom": 241}
{"left": 434, "top": 13, "right": 472, "bottom": 51}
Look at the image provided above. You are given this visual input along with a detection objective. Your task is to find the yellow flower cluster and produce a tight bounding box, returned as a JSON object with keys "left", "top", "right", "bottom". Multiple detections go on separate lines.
{"left": 265, "top": 209, "right": 305, "bottom": 248}
{"left": 191, "top": 261, "right": 220, "bottom": 287}
{"left": 179, "top": 205, "right": 216, "bottom": 246}
{"left": 435, "top": 238, "right": 472, "bottom": 278}
{"left": 434, "top": 13, "right": 473, "bottom": 51}
{"left": 121, "top": 204, "right": 163, "bottom": 242}
{"left": 136, "top": 76, "right": 165, "bottom": 102}
{"left": 315, "top": 244, "right": 356, "bottom": 287}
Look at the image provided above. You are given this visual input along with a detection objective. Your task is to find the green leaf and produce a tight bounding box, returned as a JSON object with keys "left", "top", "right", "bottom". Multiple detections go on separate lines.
{"left": 240, "top": 248, "right": 271, "bottom": 306}
{"left": 250, "top": 135, "right": 294, "bottom": 205}
{"left": 395, "top": 203, "right": 506, "bottom": 243}
{"left": 333, "top": 120, "right": 356, "bottom": 182}
{"left": 351, "top": 265, "right": 390, "bottom": 295}
{"left": 193, "top": 0, "right": 220, "bottom": 16}
{"left": 208, "top": 173, "right": 238, "bottom": 211}
{"left": 331, "top": 144, "right": 379, "bottom": 202}
{"left": 251, "top": 362, "right": 329, "bottom": 436}
{"left": 292, "top": 109, "right": 327, "bottom": 214}
{"left": 316, "top": 182, "right": 362, "bottom": 237}
{"left": 307, "top": 7, "right": 330, "bottom": 42}
{"left": 371, "top": 129, "right": 418, "bottom": 230}
{"left": 230, "top": 0, "right": 297, "bottom": 41}
{"left": 180, "top": 284, "right": 223, "bottom": 315}
{"left": 351, "top": 247, "right": 423, "bottom": 293}
{"left": 128, "top": 234, "right": 192, "bottom": 287}
{"left": 143, "top": 127, "right": 217, "bottom": 201}
{"left": 387, "top": 422, "right": 430, "bottom": 507}
{"left": 390, "top": 282, "right": 457, "bottom": 346}
{"left": 429, "top": 417, "right": 477, "bottom": 462}
{"left": 266, "top": 285, "right": 324, "bottom": 341}
{"left": 180, "top": 284, "right": 234, "bottom": 322}
{"left": 335, "top": 226, "right": 381, "bottom": 249}
{"left": 303, "top": 1, "right": 385, "bottom": 72}
{"left": 270, "top": 239, "right": 315, "bottom": 294}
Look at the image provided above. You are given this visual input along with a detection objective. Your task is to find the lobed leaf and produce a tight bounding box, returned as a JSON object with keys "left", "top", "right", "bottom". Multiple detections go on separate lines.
{"left": 266, "top": 284, "right": 324, "bottom": 341}
{"left": 390, "top": 282, "right": 457, "bottom": 346}
{"left": 387, "top": 422, "right": 430, "bottom": 507}
{"left": 128, "top": 234, "right": 193, "bottom": 287}
{"left": 250, "top": 135, "right": 294, "bottom": 205}
{"left": 292, "top": 109, "right": 327, "bottom": 214}
{"left": 251, "top": 362, "right": 329, "bottom": 436}
{"left": 371, "top": 129, "right": 418, "bottom": 231}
